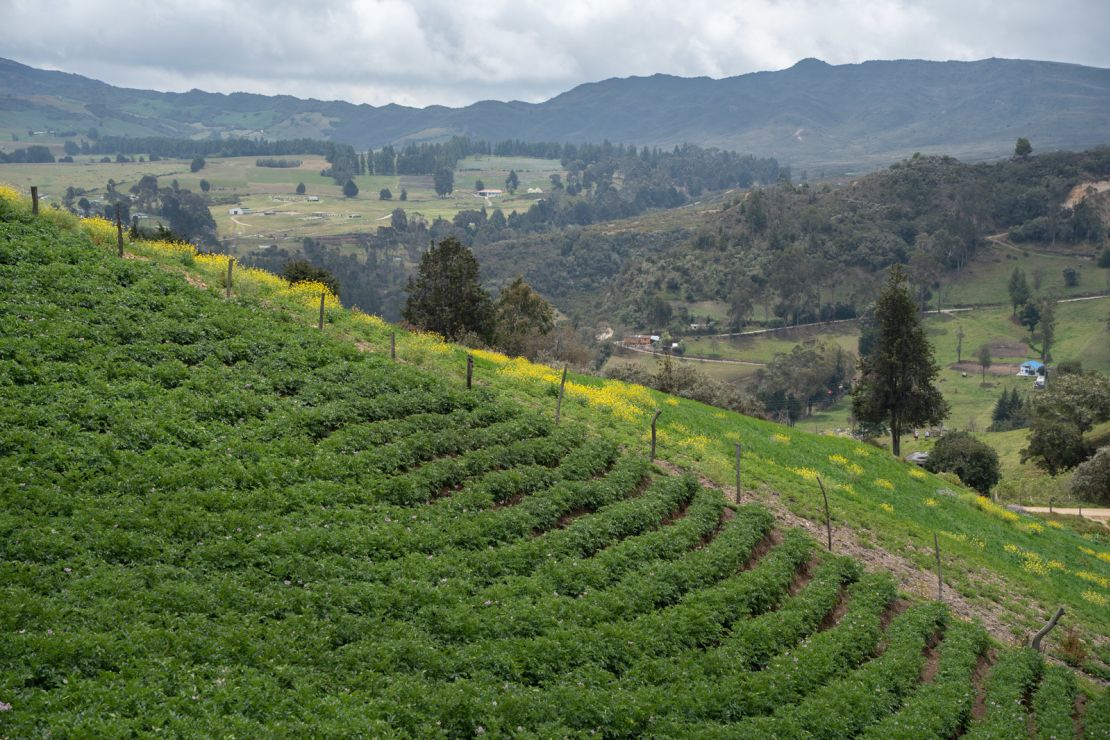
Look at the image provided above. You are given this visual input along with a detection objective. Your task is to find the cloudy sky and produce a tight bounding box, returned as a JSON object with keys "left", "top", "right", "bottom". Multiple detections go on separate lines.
{"left": 4, "top": 0, "right": 1109, "bottom": 108}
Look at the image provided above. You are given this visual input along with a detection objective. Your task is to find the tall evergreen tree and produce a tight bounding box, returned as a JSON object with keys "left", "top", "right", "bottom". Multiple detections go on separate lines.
{"left": 851, "top": 265, "right": 949, "bottom": 456}
{"left": 1007, "top": 267, "right": 1030, "bottom": 316}
{"left": 403, "top": 237, "right": 493, "bottom": 342}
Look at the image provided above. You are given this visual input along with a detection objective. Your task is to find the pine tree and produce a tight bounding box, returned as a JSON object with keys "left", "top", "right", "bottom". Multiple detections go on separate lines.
{"left": 851, "top": 265, "right": 949, "bottom": 456}
{"left": 403, "top": 237, "right": 493, "bottom": 342}
{"left": 1007, "top": 267, "right": 1030, "bottom": 316}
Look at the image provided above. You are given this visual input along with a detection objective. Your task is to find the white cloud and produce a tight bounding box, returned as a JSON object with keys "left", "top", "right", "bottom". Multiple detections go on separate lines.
{"left": 4, "top": 0, "right": 1108, "bottom": 107}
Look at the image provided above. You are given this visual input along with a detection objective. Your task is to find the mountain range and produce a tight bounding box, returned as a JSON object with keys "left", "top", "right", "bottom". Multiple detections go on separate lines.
{"left": 2, "top": 56, "right": 1110, "bottom": 172}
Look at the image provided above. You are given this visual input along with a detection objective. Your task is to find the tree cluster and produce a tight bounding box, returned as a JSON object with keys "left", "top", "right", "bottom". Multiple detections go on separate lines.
{"left": 1021, "top": 370, "right": 1110, "bottom": 475}
{"left": 988, "top": 388, "right": 1028, "bottom": 432}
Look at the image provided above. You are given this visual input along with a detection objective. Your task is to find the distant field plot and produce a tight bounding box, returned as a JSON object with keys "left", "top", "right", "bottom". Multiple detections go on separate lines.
{"left": 944, "top": 241, "right": 1104, "bottom": 306}
{"left": 0, "top": 153, "right": 568, "bottom": 256}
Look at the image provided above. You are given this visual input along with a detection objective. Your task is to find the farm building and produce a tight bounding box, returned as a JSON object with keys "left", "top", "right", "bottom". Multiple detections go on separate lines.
{"left": 476, "top": 189, "right": 503, "bottom": 198}
{"left": 1017, "top": 360, "right": 1045, "bottom": 376}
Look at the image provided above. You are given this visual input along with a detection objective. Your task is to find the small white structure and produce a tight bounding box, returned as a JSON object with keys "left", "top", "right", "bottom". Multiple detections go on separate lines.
{"left": 306, "top": 195, "right": 320, "bottom": 202}
{"left": 476, "top": 188, "right": 503, "bottom": 198}
{"left": 228, "top": 207, "right": 245, "bottom": 216}
{"left": 527, "top": 187, "right": 544, "bottom": 194}
{"left": 1017, "top": 360, "right": 1044, "bottom": 377}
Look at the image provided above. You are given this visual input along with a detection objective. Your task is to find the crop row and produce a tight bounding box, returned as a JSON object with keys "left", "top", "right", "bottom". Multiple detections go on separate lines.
{"left": 339, "top": 527, "right": 812, "bottom": 734}
{"left": 616, "top": 554, "right": 859, "bottom": 695}
{"left": 721, "top": 601, "right": 948, "bottom": 738}
{"left": 966, "top": 647, "right": 1044, "bottom": 739}
{"left": 1032, "top": 664, "right": 1078, "bottom": 740}
{"left": 483, "top": 554, "right": 858, "bottom": 736}
{"left": 456, "top": 528, "right": 812, "bottom": 684}
{"left": 861, "top": 618, "right": 989, "bottom": 738}
{"left": 421, "top": 500, "right": 773, "bottom": 643}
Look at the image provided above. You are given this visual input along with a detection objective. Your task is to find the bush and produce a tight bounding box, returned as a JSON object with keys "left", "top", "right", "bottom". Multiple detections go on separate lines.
{"left": 1071, "top": 446, "right": 1110, "bottom": 504}
{"left": 924, "top": 432, "right": 1000, "bottom": 494}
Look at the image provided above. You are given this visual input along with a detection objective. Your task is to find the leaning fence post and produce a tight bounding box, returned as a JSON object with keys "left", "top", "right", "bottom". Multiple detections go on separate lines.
{"left": 466, "top": 354, "right": 474, "bottom": 389}
{"left": 734, "top": 442, "right": 742, "bottom": 503}
{"left": 31, "top": 186, "right": 39, "bottom": 215}
{"left": 649, "top": 409, "right": 662, "bottom": 461}
{"left": 225, "top": 257, "right": 234, "bottom": 299}
{"left": 115, "top": 204, "right": 124, "bottom": 257}
{"left": 555, "top": 366, "right": 568, "bottom": 425}
{"left": 317, "top": 291, "right": 325, "bottom": 330}
{"left": 390, "top": 331, "right": 396, "bottom": 360}
{"left": 1048, "top": 496, "right": 1054, "bottom": 514}
{"left": 817, "top": 476, "right": 832, "bottom": 551}
{"left": 934, "top": 532, "right": 943, "bottom": 601}
{"left": 1030, "top": 607, "right": 1065, "bottom": 652}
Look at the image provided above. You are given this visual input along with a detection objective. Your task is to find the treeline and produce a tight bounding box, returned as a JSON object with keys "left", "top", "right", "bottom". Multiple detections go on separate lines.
{"left": 81, "top": 137, "right": 333, "bottom": 158}
{"left": 0, "top": 145, "right": 55, "bottom": 163}
{"left": 255, "top": 158, "right": 302, "bottom": 168}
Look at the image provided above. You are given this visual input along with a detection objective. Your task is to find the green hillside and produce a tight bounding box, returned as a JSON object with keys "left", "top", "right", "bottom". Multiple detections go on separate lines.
{"left": 1, "top": 188, "right": 1108, "bottom": 734}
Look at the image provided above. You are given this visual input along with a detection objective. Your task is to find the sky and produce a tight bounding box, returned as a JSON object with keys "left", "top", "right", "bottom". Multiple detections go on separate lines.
{"left": 4, "top": 0, "right": 1109, "bottom": 108}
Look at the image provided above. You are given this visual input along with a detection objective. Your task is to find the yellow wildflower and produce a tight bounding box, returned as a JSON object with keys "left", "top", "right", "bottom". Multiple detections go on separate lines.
{"left": 909, "top": 468, "right": 927, "bottom": 480}
{"left": 790, "top": 467, "right": 820, "bottom": 482}
{"left": 469, "top": 348, "right": 510, "bottom": 365}
{"left": 924, "top": 498, "right": 938, "bottom": 507}
{"left": 874, "top": 478, "right": 895, "bottom": 490}
{"left": 1003, "top": 543, "right": 1020, "bottom": 554}
{"left": 879, "top": 502, "right": 894, "bottom": 513}
{"left": 772, "top": 433, "right": 791, "bottom": 444}
{"left": 1075, "top": 571, "right": 1110, "bottom": 589}
{"left": 1082, "top": 591, "right": 1108, "bottom": 607}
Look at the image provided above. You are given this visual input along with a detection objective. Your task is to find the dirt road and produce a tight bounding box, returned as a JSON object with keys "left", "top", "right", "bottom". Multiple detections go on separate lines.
{"left": 1023, "top": 506, "right": 1110, "bottom": 525}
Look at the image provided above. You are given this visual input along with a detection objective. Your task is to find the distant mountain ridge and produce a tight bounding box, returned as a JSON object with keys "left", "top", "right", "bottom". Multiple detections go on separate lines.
{"left": 2, "top": 56, "right": 1109, "bottom": 172}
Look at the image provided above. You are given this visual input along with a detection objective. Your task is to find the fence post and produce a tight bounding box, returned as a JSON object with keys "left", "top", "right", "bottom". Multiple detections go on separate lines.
{"left": 115, "top": 204, "right": 124, "bottom": 257}
{"left": 650, "top": 409, "right": 662, "bottom": 461}
{"left": 30, "top": 186, "right": 39, "bottom": 216}
{"left": 390, "top": 331, "right": 396, "bottom": 360}
{"left": 555, "top": 365, "right": 568, "bottom": 425}
{"left": 817, "top": 476, "right": 832, "bottom": 551}
{"left": 1030, "top": 607, "right": 1065, "bottom": 652}
{"left": 466, "top": 354, "right": 474, "bottom": 389}
{"left": 734, "top": 442, "right": 742, "bottom": 503}
{"left": 934, "top": 532, "right": 943, "bottom": 601}
{"left": 225, "top": 257, "right": 234, "bottom": 299}
{"left": 317, "top": 292, "right": 325, "bottom": 330}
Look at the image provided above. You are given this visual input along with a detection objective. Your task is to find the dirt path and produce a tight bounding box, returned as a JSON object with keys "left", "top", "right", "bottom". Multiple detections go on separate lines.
{"left": 616, "top": 343, "right": 765, "bottom": 367}
{"left": 1022, "top": 507, "right": 1110, "bottom": 525}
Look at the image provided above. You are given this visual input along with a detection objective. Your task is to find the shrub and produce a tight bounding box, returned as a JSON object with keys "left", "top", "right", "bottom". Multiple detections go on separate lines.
{"left": 925, "top": 432, "right": 1001, "bottom": 494}
{"left": 1071, "top": 447, "right": 1110, "bottom": 504}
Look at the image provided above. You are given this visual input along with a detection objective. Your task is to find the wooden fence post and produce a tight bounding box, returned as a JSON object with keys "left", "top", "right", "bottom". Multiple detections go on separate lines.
{"left": 225, "top": 257, "right": 234, "bottom": 299}
{"left": 30, "top": 186, "right": 39, "bottom": 216}
{"left": 466, "top": 354, "right": 474, "bottom": 389}
{"left": 1030, "top": 607, "right": 1065, "bottom": 652}
{"left": 934, "top": 532, "right": 943, "bottom": 601}
{"left": 650, "top": 409, "right": 662, "bottom": 461}
{"left": 317, "top": 292, "right": 325, "bottom": 330}
{"left": 555, "top": 366, "right": 568, "bottom": 425}
{"left": 115, "top": 204, "right": 124, "bottom": 257}
{"left": 734, "top": 442, "right": 742, "bottom": 503}
{"left": 390, "top": 332, "right": 396, "bottom": 360}
{"left": 1048, "top": 496, "right": 1054, "bottom": 514}
{"left": 816, "top": 476, "right": 832, "bottom": 551}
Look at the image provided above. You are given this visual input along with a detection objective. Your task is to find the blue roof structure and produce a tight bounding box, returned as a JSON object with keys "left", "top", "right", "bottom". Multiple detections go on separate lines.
{"left": 1021, "top": 360, "right": 1044, "bottom": 369}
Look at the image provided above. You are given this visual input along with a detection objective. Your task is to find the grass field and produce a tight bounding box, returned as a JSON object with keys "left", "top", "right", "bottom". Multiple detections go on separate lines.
{"left": 2, "top": 191, "right": 1109, "bottom": 733}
